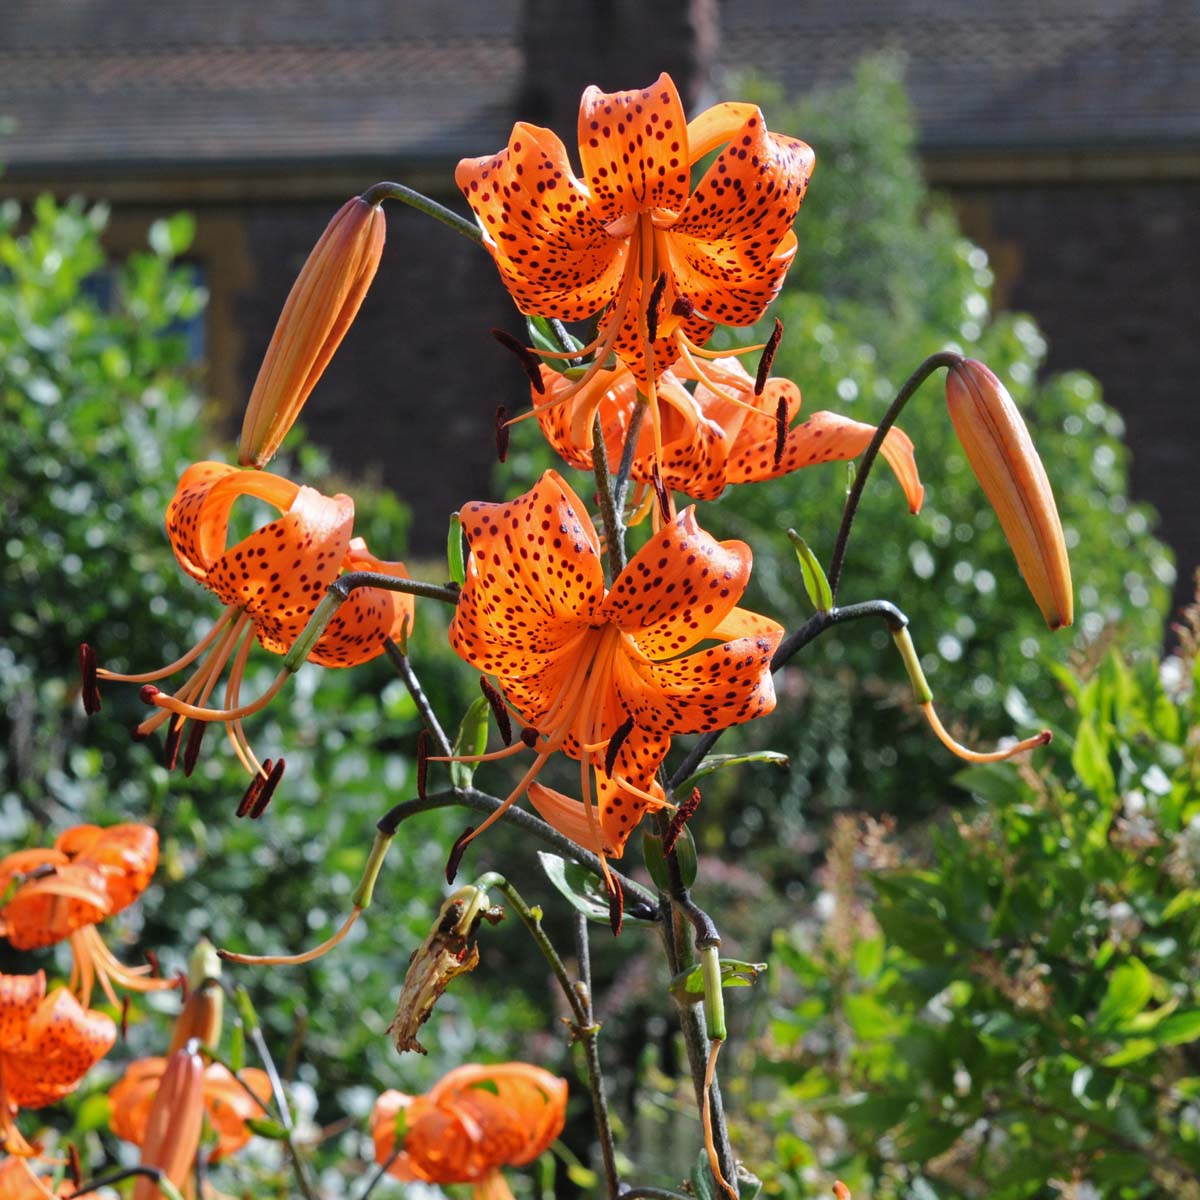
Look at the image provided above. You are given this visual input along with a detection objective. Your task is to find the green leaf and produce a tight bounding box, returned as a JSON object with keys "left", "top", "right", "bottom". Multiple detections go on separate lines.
{"left": 148, "top": 212, "right": 195, "bottom": 257}
{"left": 674, "top": 750, "right": 789, "bottom": 796}
{"left": 229, "top": 1020, "right": 245, "bottom": 1073}
{"left": 72, "top": 1091, "right": 112, "bottom": 1135}
{"left": 1155, "top": 1010, "right": 1200, "bottom": 1046}
{"left": 843, "top": 992, "right": 903, "bottom": 1040}
{"left": 1072, "top": 715, "right": 1116, "bottom": 798}
{"left": 692, "top": 1151, "right": 718, "bottom": 1200}
{"left": 537, "top": 852, "right": 655, "bottom": 928}
{"left": 450, "top": 696, "right": 491, "bottom": 788}
{"left": 527, "top": 315, "right": 581, "bottom": 375}
{"left": 671, "top": 958, "right": 769, "bottom": 1000}
{"left": 1094, "top": 958, "right": 1154, "bottom": 1030}
{"left": 1161, "top": 889, "right": 1200, "bottom": 921}
{"left": 787, "top": 530, "right": 833, "bottom": 612}
{"left": 245, "top": 1116, "right": 289, "bottom": 1140}
{"left": 1100, "top": 1038, "right": 1158, "bottom": 1066}
{"left": 447, "top": 512, "right": 465, "bottom": 586}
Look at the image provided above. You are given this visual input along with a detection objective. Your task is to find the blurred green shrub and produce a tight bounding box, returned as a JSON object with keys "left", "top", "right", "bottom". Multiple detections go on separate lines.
{"left": 759, "top": 620, "right": 1200, "bottom": 1198}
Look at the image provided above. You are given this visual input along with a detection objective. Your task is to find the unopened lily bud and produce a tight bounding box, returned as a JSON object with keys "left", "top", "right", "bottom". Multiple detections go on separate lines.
{"left": 167, "top": 940, "right": 223, "bottom": 1055}
{"left": 239, "top": 196, "right": 386, "bottom": 468}
{"left": 135, "top": 1046, "right": 205, "bottom": 1200}
{"left": 946, "top": 359, "right": 1073, "bottom": 630}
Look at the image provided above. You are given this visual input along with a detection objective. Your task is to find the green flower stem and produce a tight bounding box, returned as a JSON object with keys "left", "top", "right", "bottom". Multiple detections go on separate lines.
{"left": 891, "top": 624, "right": 934, "bottom": 704}
{"left": 351, "top": 830, "right": 393, "bottom": 908}
{"left": 472, "top": 873, "right": 620, "bottom": 1199}
{"left": 699, "top": 944, "right": 727, "bottom": 1042}
{"left": 826, "top": 349, "right": 963, "bottom": 598}
{"left": 282, "top": 572, "right": 459, "bottom": 673}
{"left": 359, "top": 181, "right": 484, "bottom": 244}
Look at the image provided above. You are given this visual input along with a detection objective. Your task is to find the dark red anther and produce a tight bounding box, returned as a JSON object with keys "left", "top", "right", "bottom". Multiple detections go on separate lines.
{"left": 604, "top": 715, "right": 635, "bottom": 778}
{"left": 651, "top": 462, "right": 672, "bottom": 525}
{"left": 671, "top": 296, "right": 695, "bottom": 319}
{"left": 78, "top": 643, "right": 101, "bottom": 715}
{"left": 163, "top": 718, "right": 183, "bottom": 771}
{"left": 416, "top": 730, "right": 429, "bottom": 798}
{"left": 445, "top": 826, "right": 475, "bottom": 883}
{"left": 774, "top": 395, "right": 788, "bottom": 468}
{"left": 494, "top": 404, "right": 511, "bottom": 464}
{"left": 145, "top": 949, "right": 161, "bottom": 979}
{"left": 491, "top": 328, "right": 545, "bottom": 394}
{"left": 182, "top": 720, "right": 207, "bottom": 777}
{"left": 237, "top": 761, "right": 270, "bottom": 818}
{"left": 646, "top": 271, "right": 668, "bottom": 344}
{"left": 754, "top": 318, "right": 784, "bottom": 396}
{"left": 479, "top": 676, "right": 512, "bottom": 745}
{"left": 520, "top": 726, "right": 540, "bottom": 748}
{"left": 119, "top": 996, "right": 130, "bottom": 1040}
{"left": 663, "top": 787, "right": 703, "bottom": 855}
{"left": 606, "top": 873, "right": 624, "bottom": 937}
{"left": 249, "top": 757, "right": 285, "bottom": 818}
{"left": 139, "top": 684, "right": 161, "bottom": 705}
{"left": 66, "top": 1143, "right": 82, "bottom": 1189}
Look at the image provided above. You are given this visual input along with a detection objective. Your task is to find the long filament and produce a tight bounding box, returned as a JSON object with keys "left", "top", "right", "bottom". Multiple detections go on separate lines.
{"left": 96, "top": 607, "right": 236, "bottom": 683}
{"left": 220, "top": 906, "right": 363, "bottom": 966}
{"left": 921, "top": 702, "right": 1051, "bottom": 763}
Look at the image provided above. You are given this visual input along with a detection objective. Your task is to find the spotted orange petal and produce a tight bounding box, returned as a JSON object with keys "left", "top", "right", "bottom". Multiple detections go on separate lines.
{"left": 599, "top": 507, "right": 753, "bottom": 658}
{"left": 55, "top": 823, "right": 158, "bottom": 917}
{"left": 577, "top": 73, "right": 691, "bottom": 228}
{"left": 614, "top": 626, "right": 782, "bottom": 738}
{"left": 0, "top": 1157, "right": 64, "bottom": 1198}
{"left": 450, "top": 471, "right": 605, "bottom": 674}
{"left": 2, "top": 984, "right": 115, "bottom": 1108}
{"left": 0, "top": 972, "right": 46, "bottom": 1051}
{"left": 0, "top": 854, "right": 110, "bottom": 951}
{"left": 456, "top": 123, "right": 628, "bottom": 321}
{"left": 307, "top": 538, "right": 415, "bottom": 667}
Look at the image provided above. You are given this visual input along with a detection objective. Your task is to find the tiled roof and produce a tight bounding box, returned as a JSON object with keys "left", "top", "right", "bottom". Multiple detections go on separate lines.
{"left": 1, "top": 0, "right": 1197, "bottom": 174}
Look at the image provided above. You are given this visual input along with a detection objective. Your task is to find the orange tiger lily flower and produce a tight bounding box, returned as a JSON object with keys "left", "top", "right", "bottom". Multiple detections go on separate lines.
{"left": 457, "top": 73, "right": 813, "bottom": 464}
{"left": 87, "top": 461, "right": 414, "bottom": 787}
{"left": 0, "top": 825, "right": 175, "bottom": 1010}
{"left": 0, "top": 970, "right": 116, "bottom": 1156}
{"left": 370, "top": 1062, "right": 567, "bottom": 1199}
{"left": 536, "top": 356, "right": 924, "bottom": 512}
{"left": 444, "top": 471, "right": 782, "bottom": 873}
{"left": 109, "top": 1055, "right": 272, "bottom": 1164}
{"left": 0, "top": 1157, "right": 73, "bottom": 1198}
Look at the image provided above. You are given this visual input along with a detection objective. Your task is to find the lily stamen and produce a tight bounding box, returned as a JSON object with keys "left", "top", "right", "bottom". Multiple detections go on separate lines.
{"left": 95, "top": 607, "right": 237, "bottom": 686}
{"left": 146, "top": 668, "right": 290, "bottom": 724}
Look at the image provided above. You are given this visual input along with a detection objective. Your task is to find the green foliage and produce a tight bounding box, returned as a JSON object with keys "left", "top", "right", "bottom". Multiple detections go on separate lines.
{"left": 0, "top": 196, "right": 540, "bottom": 1180}
{"left": 760, "top": 637, "right": 1200, "bottom": 1197}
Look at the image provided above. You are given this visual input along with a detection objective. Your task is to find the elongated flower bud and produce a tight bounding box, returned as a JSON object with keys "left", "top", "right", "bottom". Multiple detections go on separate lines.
{"left": 239, "top": 196, "right": 386, "bottom": 468}
{"left": 946, "top": 359, "right": 1073, "bottom": 630}
{"left": 167, "top": 940, "right": 223, "bottom": 1055}
{"left": 135, "top": 1047, "right": 205, "bottom": 1200}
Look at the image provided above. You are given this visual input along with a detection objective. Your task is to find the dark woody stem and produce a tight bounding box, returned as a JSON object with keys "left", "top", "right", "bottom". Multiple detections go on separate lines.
{"left": 359, "top": 181, "right": 484, "bottom": 245}
{"left": 592, "top": 413, "right": 627, "bottom": 575}
{"left": 471, "top": 874, "right": 621, "bottom": 1199}
{"left": 282, "top": 572, "right": 459, "bottom": 673}
{"left": 669, "top": 598, "right": 909, "bottom": 790}
{"left": 826, "top": 350, "right": 963, "bottom": 598}
{"left": 614, "top": 400, "right": 648, "bottom": 521}
{"left": 375, "top": 787, "right": 657, "bottom": 912}
{"left": 67, "top": 1167, "right": 186, "bottom": 1200}
{"left": 382, "top": 637, "right": 454, "bottom": 758}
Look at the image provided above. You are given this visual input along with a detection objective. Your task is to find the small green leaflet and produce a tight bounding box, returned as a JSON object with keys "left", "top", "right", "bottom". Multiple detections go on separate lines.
{"left": 787, "top": 530, "right": 833, "bottom": 613}
{"left": 450, "top": 696, "right": 491, "bottom": 788}
{"left": 537, "top": 852, "right": 655, "bottom": 928}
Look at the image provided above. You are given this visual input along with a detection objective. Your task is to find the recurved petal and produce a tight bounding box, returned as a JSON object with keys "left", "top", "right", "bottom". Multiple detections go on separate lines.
{"left": 0, "top": 972, "right": 46, "bottom": 1051}
{"left": 202, "top": 1064, "right": 272, "bottom": 1159}
{"left": 675, "top": 109, "right": 814, "bottom": 258}
{"left": 370, "top": 1091, "right": 427, "bottom": 1182}
{"left": 614, "top": 629, "right": 781, "bottom": 738}
{"left": 727, "top": 410, "right": 925, "bottom": 514}
{"left": 166, "top": 463, "right": 299, "bottom": 585}
{"left": 209, "top": 485, "right": 354, "bottom": 656}
{"left": 307, "top": 539, "right": 415, "bottom": 667}
{"left": 5, "top": 986, "right": 116, "bottom": 1108}
{"left": 577, "top": 73, "right": 691, "bottom": 227}
{"left": 600, "top": 508, "right": 752, "bottom": 658}
{"left": 450, "top": 472, "right": 605, "bottom": 672}
{"left": 457, "top": 123, "right": 628, "bottom": 321}
{"left": 0, "top": 1157, "right": 63, "bottom": 1198}
{"left": 60, "top": 823, "right": 159, "bottom": 916}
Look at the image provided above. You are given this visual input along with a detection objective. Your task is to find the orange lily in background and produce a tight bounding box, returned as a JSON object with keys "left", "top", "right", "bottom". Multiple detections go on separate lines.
{"left": 0, "top": 824, "right": 176, "bottom": 1009}
{"left": 85, "top": 461, "right": 414, "bottom": 785}
{"left": 109, "top": 1055, "right": 272, "bottom": 1165}
{"left": 239, "top": 195, "right": 386, "bottom": 469}
{"left": 0, "top": 970, "right": 116, "bottom": 1155}
{"left": 370, "top": 1062, "right": 567, "bottom": 1199}
{"left": 445, "top": 471, "right": 782, "bottom": 874}
{"left": 457, "top": 73, "right": 813, "bottom": 462}
{"left": 536, "top": 356, "right": 925, "bottom": 513}
{"left": 0, "top": 1157, "right": 71, "bottom": 1198}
